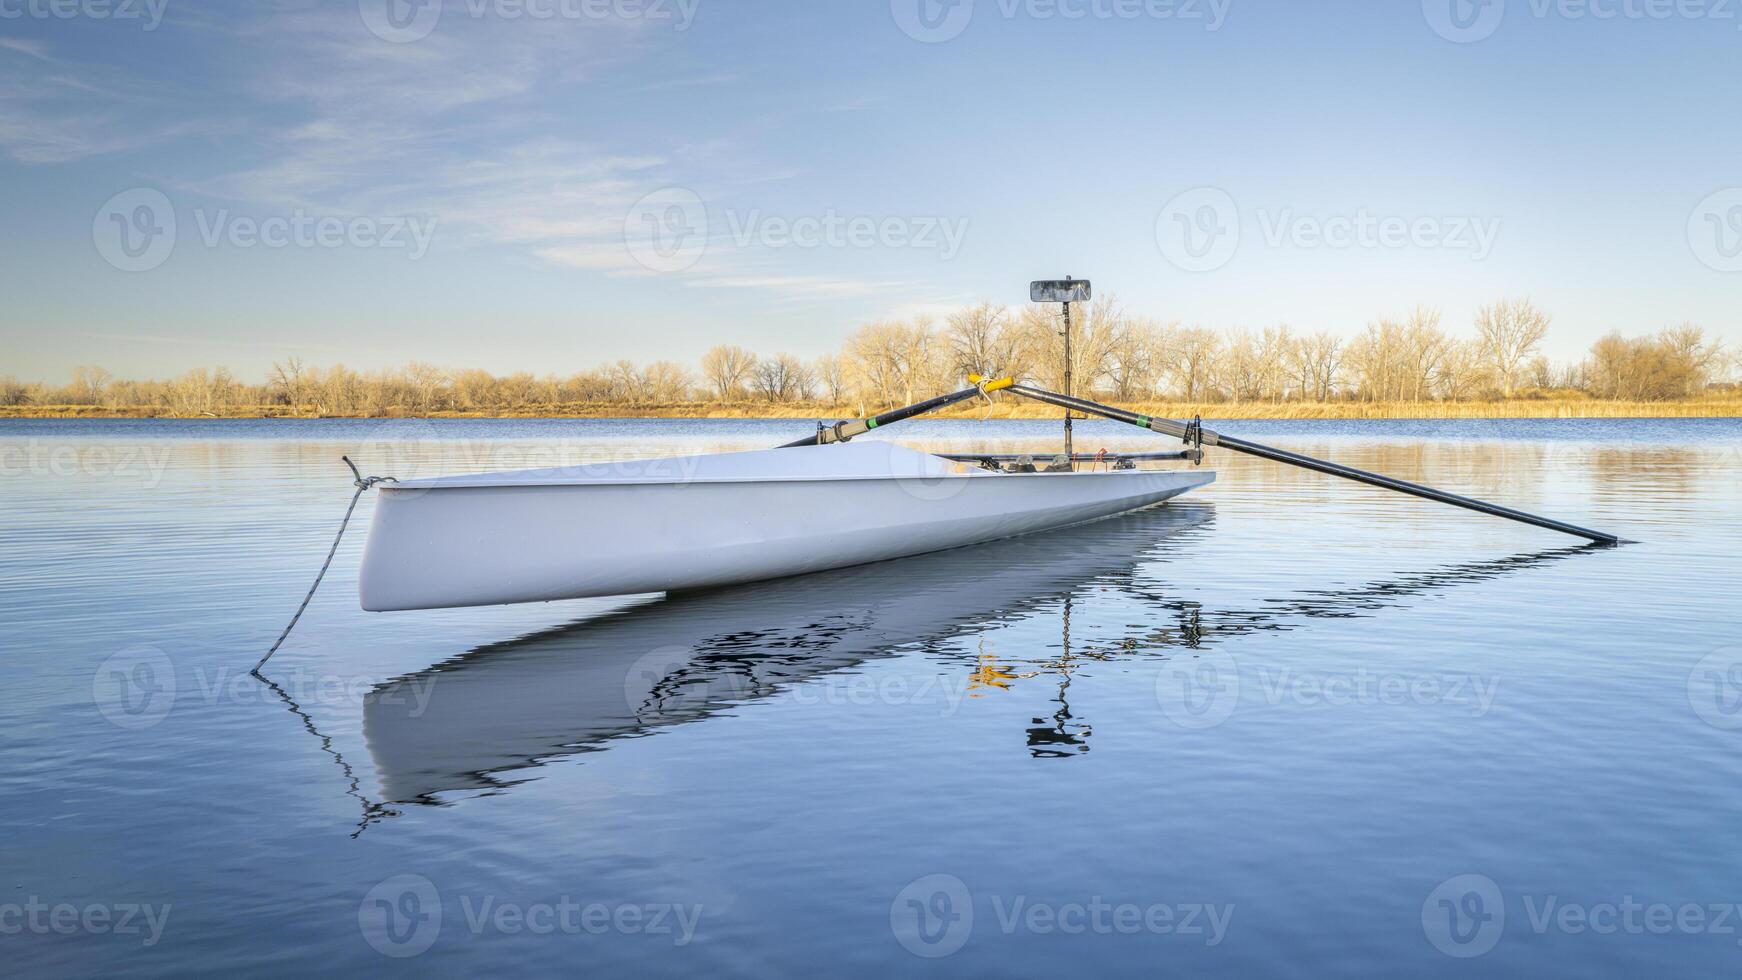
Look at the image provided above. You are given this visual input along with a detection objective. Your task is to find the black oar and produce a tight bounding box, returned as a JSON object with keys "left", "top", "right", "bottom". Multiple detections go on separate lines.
{"left": 996, "top": 381, "right": 1620, "bottom": 546}
{"left": 776, "top": 377, "right": 1013, "bottom": 449}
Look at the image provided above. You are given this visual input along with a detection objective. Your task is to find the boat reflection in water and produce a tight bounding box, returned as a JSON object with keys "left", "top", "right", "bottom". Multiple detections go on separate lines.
{"left": 360, "top": 503, "right": 1602, "bottom": 811}
{"left": 362, "top": 503, "right": 1214, "bottom": 805}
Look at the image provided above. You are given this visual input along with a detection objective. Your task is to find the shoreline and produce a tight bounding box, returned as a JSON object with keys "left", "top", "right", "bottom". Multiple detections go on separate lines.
{"left": 4, "top": 398, "right": 1740, "bottom": 421}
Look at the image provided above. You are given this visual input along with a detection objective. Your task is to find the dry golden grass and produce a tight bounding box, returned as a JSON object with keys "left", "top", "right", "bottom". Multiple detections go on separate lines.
{"left": 5, "top": 396, "right": 1741, "bottom": 421}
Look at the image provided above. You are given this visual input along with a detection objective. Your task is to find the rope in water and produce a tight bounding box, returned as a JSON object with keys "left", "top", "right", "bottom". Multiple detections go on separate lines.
{"left": 253, "top": 457, "right": 395, "bottom": 676}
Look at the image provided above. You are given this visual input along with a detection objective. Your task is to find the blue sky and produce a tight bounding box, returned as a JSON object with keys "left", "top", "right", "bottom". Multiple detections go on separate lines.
{"left": 1, "top": 0, "right": 1738, "bottom": 381}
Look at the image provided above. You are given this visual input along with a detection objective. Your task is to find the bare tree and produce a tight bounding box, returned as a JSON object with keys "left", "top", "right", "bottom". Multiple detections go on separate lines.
{"left": 1399, "top": 308, "right": 1450, "bottom": 403}
{"left": 813, "top": 353, "right": 845, "bottom": 404}
{"left": 69, "top": 366, "right": 113, "bottom": 406}
{"left": 1288, "top": 331, "right": 1343, "bottom": 401}
{"left": 1105, "top": 317, "right": 1169, "bottom": 401}
{"left": 944, "top": 303, "right": 1020, "bottom": 379}
{"left": 1435, "top": 340, "right": 1488, "bottom": 401}
{"left": 752, "top": 354, "right": 812, "bottom": 402}
{"left": 1475, "top": 299, "right": 1551, "bottom": 397}
{"left": 1166, "top": 327, "right": 1221, "bottom": 401}
{"left": 270, "top": 357, "right": 309, "bottom": 414}
{"left": 700, "top": 345, "right": 757, "bottom": 402}
{"left": 643, "top": 361, "right": 695, "bottom": 402}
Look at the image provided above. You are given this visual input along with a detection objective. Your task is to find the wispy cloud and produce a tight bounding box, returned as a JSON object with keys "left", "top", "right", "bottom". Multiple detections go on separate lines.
{"left": 0, "top": 44, "right": 201, "bottom": 163}
{"left": 0, "top": 38, "right": 52, "bottom": 61}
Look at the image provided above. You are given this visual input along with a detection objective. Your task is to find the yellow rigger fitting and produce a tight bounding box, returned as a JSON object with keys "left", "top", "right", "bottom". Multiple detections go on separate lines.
{"left": 968, "top": 374, "right": 1015, "bottom": 393}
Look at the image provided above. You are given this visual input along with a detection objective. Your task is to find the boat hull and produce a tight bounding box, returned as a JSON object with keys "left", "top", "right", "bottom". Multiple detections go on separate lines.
{"left": 358, "top": 447, "right": 1215, "bottom": 611}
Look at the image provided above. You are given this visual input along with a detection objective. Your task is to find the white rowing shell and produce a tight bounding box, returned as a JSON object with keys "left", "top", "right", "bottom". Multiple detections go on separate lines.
{"left": 358, "top": 441, "right": 1214, "bottom": 611}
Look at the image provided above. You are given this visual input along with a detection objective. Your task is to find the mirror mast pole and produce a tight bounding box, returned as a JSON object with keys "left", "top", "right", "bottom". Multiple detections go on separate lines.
{"left": 1061, "top": 275, "right": 1074, "bottom": 461}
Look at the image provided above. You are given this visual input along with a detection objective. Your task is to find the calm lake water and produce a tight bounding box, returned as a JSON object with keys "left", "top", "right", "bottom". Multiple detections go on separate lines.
{"left": 3, "top": 417, "right": 1740, "bottom": 978}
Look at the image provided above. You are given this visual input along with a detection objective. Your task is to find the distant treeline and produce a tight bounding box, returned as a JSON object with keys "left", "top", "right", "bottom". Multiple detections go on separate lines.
{"left": 6, "top": 299, "right": 1734, "bottom": 417}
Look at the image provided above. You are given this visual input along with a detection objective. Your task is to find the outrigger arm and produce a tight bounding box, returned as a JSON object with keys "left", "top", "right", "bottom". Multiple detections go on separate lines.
{"left": 777, "top": 376, "right": 1014, "bottom": 449}
{"left": 994, "top": 380, "right": 1621, "bottom": 546}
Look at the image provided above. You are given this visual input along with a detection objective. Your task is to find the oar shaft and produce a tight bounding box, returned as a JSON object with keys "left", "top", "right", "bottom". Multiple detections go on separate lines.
{"left": 1005, "top": 384, "right": 1619, "bottom": 546}
{"left": 1212, "top": 432, "right": 1619, "bottom": 544}
{"left": 778, "top": 378, "right": 1013, "bottom": 449}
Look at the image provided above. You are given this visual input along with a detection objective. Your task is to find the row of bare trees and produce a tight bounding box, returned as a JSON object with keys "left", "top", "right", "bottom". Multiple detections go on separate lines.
{"left": 3, "top": 300, "right": 1732, "bottom": 415}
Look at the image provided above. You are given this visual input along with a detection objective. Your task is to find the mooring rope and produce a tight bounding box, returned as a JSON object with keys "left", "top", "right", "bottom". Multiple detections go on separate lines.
{"left": 253, "top": 456, "right": 396, "bottom": 676}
